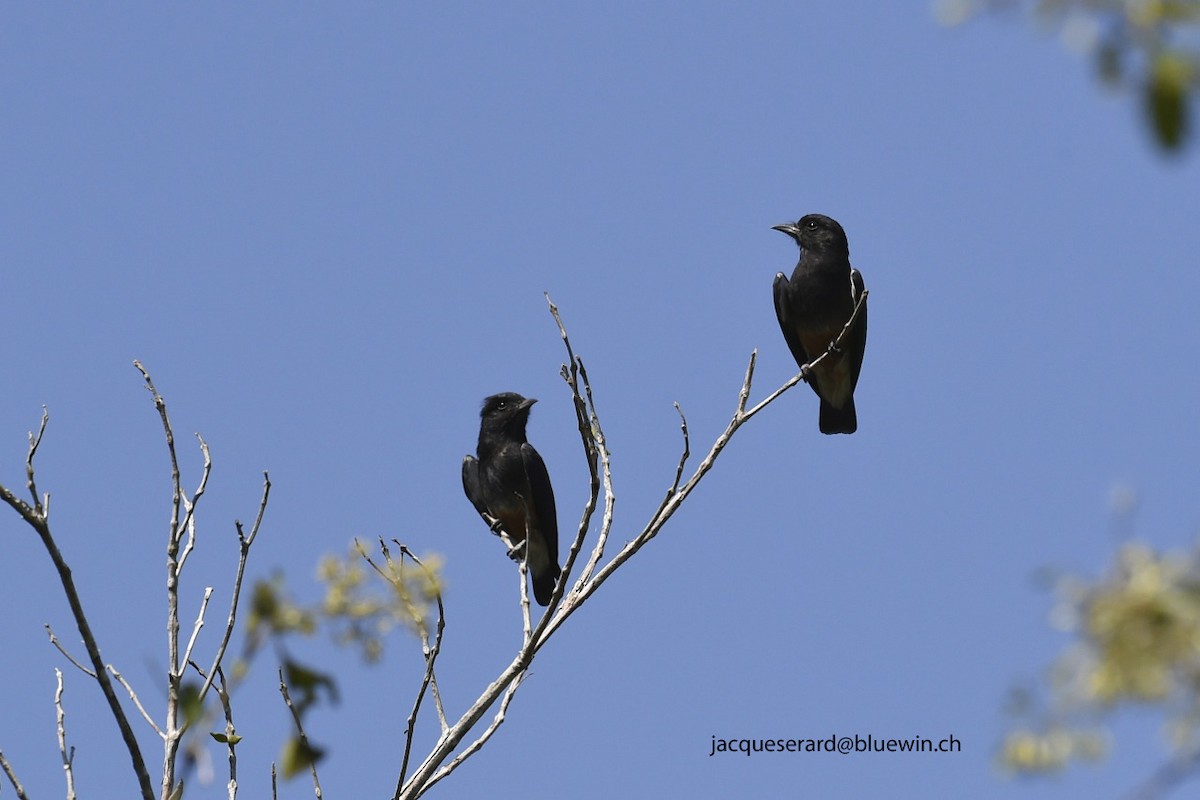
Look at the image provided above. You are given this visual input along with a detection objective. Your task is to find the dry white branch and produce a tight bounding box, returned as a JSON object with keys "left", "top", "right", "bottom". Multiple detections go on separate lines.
{"left": 181, "top": 587, "right": 215, "bottom": 675}
{"left": 25, "top": 406, "right": 48, "bottom": 516}
{"left": 175, "top": 435, "right": 212, "bottom": 575}
{"left": 212, "top": 666, "right": 239, "bottom": 800}
{"left": 55, "top": 669, "right": 77, "bottom": 800}
{"left": 423, "top": 671, "right": 527, "bottom": 792}
{"left": 0, "top": 749, "right": 30, "bottom": 800}
{"left": 109, "top": 665, "right": 164, "bottom": 737}
{"left": 385, "top": 543, "right": 448, "bottom": 796}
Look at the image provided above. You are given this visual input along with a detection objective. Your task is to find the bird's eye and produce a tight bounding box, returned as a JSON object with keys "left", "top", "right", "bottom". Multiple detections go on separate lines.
{"left": 806, "top": 220, "right": 818, "bottom": 230}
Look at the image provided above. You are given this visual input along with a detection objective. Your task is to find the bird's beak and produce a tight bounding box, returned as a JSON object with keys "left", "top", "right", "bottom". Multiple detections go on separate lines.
{"left": 519, "top": 398, "right": 538, "bottom": 411}
{"left": 772, "top": 222, "right": 801, "bottom": 239}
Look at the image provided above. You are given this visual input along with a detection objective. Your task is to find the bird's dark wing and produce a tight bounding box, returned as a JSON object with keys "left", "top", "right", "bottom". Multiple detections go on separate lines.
{"left": 461, "top": 455, "right": 490, "bottom": 518}
{"left": 773, "top": 272, "right": 822, "bottom": 399}
{"left": 845, "top": 268, "right": 868, "bottom": 390}
{"left": 519, "top": 443, "right": 559, "bottom": 567}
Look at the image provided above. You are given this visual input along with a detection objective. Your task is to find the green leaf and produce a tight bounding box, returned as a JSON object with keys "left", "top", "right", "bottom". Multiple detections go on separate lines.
{"left": 280, "top": 735, "right": 325, "bottom": 780}
{"left": 1145, "top": 52, "right": 1192, "bottom": 151}
{"left": 178, "top": 682, "right": 205, "bottom": 727}
{"left": 210, "top": 732, "right": 243, "bottom": 745}
{"left": 282, "top": 659, "right": 339, "bottom": 714}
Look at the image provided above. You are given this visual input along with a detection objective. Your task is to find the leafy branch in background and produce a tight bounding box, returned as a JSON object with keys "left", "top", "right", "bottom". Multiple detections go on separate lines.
{"left": 937, "top": 0, "right": 1200, "bottom": 151}
{"left": 1001, "top": 535, "right": 1200, "bottom": 799}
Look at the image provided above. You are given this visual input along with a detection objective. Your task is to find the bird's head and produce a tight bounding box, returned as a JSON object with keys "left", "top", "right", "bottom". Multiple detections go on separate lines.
{"left": 772, "top": 213, "right": 849, "bottom": 255}
{"left": 479, "top": 392, "right": 537, "bottom": 438}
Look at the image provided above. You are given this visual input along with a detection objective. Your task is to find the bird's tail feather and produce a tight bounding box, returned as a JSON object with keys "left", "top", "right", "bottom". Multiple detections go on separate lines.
{"left": 819, "top": 399, "right": 857, "bottom": 435}
{"left": 532, "top": 565, "right": 561, "bottom": 607}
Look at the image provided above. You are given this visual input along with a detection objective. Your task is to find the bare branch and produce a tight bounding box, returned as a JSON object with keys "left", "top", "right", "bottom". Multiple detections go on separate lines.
{"left": 0, "top": 405, "right": 155, "bottom": 799}
{"left": 389, "top": 543, "right": 447, "bottom": 794}
{"left": 536, "top": 291, "right": 874, "bottom": 643}
{"left": 669, "top": 402, "right": 690, "bottom": 495}
{"left": 55, "top": 669, "right": 77, "bottom": 800}
{"left": 572, "top": 358, "right": 616, "bottom": 588}
{"left": 133, "top": 361, "right": 184, "bottom": 549}
{"left": 545, "top": 295, "right": 605, "bottom": 592}
{"left": 44, "top": 624, "right": 96, "bottom": 678}
{"left": 400, "top": 290, "right": 868, "bottom": 798}
{"left": 108, "top": 664, "right": 164, "bottom": 737}
{"left": 25, "top": 407, "right": 48, "bottom": 514}
{"left": 137, "top": 359, "right": 192, "bottom": 799}
{"left": 50, "top": 671, "right": 78, "bottom": 800}
{"left": 0, "top": 750, "right": 30, "bottom": 800}
{"left": 181, "top": 586, "right": 215, "bottom": 673}
{"left": 213, "top": 666, "right": 239, "bottom": 800}
{"left": 175, "top": 434, "right": 213, "bottom": 575}
{"left": 422, "top": 672, "right": 527, "bottom": 793}
{"left": 195, "top": 472, "right": 271, "bottom": 708}
{"left": 279, "top": 670, "right": 324, "bottom": 799}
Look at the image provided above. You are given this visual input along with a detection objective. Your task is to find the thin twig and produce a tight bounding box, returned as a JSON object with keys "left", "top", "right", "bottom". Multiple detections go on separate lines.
{"left": 181, "top": 587, "right": 215, "bottom": 673}
{"left": 25, "top": 407, "right": 48, "bottom": 514}
{"left": 55, "top": 669, "right": 77, "bottom": 800}
{"left": 0, "top": 751, "right": 30, "bottom": 800}
{"left": 572, "top": 358, "right": 615, "bottom": 587}
{"left": 175, "top": 434, "right": 212, "bottom": 575}
{"left": 279, "top": 670, "right": 323, "bottom": 799}
{"left": 109, "top": 665, "right": 165, "bottom": 737}
{"left": 669, "top": 402, "right": 690, "bottom": 495}
{"left": 44, "top": 624, "right": 96, "bottom": 678}
{"left": 196, "top": 472, "right": 271, "bottom": 708}
{"left": 213, "top": 666, "right": 239, "bottom": 800}
{"left": 546, "top": 297, "right": 605, "bottom": 592}
{"left": 388, "top": 542, "right": 448, "bottom": 795}
{"left": 645, "top": 402, "right": 691, "bottom": 537}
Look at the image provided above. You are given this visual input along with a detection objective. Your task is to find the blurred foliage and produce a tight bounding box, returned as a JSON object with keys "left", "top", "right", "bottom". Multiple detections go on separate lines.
{"left": 1000, "top": 542, "right": 1200, "bottom": 785}
{"left": 178, "top": 540, "right": 442, "bottom": 789}
{"left": 316, "top": 540, "right": 443, "bottom": 662}
{"left": 243, "top": 540, "right": 442, "bottom": 666}
{"left": 936, "top": 0, "right": 1200, "bottom": 152}
{"left": 279, "top": 734, "right": 326, "bottom": 781}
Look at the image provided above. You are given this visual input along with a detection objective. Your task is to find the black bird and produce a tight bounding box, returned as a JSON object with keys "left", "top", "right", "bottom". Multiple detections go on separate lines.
{"left": 462, "top": 392, "right": 561, "bottom": 606}
{"left": 772, "top": 213, "right": 868, "bottom": 434}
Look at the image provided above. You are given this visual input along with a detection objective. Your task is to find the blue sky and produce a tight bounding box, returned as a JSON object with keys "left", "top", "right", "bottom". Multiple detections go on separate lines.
{"left": 3, "top": 3, "right": 1199, "bottom": 798}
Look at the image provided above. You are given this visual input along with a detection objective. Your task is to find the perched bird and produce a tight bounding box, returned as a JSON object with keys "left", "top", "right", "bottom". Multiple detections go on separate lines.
{"left": 772, "top": 213, "right": 868, "bottom": 434}
{"left": 462, "top": 392, "right": 561, "bottom": 606}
